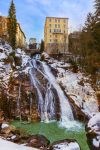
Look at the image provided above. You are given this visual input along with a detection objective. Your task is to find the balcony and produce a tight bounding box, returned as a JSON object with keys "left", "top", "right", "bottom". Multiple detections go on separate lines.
{"left": 52, "top": 29, "right": 63, "bottom": 34}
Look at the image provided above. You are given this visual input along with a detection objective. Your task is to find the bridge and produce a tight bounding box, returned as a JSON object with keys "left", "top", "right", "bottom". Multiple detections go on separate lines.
{"left": 25, "top": 49, "right": 41, "bottom": 57}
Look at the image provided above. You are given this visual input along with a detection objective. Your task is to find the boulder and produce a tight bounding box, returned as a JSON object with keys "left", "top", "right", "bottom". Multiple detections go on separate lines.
{"left": 1, "top": 126, "right": 11, "bottom": 135}
{"left": 86, "top": 112, "right": 100, "bottom": 150}
{"left": 26, "top": 134, "right": 50, "bottom": 149}
{"left": 1, "top": 124, "right": 16, "bottom": 135}
{"left": 10, "top": 134, "right": 31, "bottom": 144}
{"left": 49, "top": 139, "right": 81, "bottom": 150}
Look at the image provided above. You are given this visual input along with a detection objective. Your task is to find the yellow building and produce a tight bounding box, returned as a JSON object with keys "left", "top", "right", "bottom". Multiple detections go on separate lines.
{"left": 0, "top": 16, "right": 8, "bottom": 40}
{"left": 0, "top": 16, "right": 26, "bottom": 48}
{"left": 16, "top": 23, "right": 26, "bottom": 48}
{"left": 44, "top": 17, "right": 68, "bottom": 54}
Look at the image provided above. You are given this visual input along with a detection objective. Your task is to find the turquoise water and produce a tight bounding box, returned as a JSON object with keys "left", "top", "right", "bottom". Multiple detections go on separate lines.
{"left": 11, "top": 121, "right": 89, "bottom": 150}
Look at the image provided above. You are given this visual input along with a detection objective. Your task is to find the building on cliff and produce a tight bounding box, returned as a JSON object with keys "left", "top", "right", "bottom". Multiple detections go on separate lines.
{"left": 29, "top": 38, "right": 37, "bottom": 49}
{"left": 44, "top": 17, "right": 69, "bottom": 54}
{"left": 0, "top": 16, "right": 26, "bottom": 48}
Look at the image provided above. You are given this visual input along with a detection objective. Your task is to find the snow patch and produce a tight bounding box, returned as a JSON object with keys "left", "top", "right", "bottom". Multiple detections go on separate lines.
{"left": 44, "top": 53, "right": 99, "bottom": 117}
{"left": 0, "top": 138, "right": 38, "bottom": 150}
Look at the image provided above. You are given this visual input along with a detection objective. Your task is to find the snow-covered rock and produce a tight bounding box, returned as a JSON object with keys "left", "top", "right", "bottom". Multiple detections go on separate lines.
{"left": 0, "top": 39, "right": 30, "bottom": 87}
{"left": 10, "top": 135, "right": 16, "bottom": 140}
{"left": 57, "top": 71, "right": 98, "bottom": 117}
{"left": 0, "top": 40, "right": 12, "bottom": 85}
{"left": 1, "top": 123, "right": 9, "bottom": 129}
{"left": 86, "top": 112, "right": 100, "bottom": 150}
{"left": 50, "top": 139, "right": 80, "bottom": 150}
{"left": 44, "top": 53, "right": 99, "bottom": 117}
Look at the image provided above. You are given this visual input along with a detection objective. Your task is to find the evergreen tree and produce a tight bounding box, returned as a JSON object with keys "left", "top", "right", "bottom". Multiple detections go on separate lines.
{"left": 40, "top": 40, "right": 44, "bottom": 52}
{"left": 82, "top": 13, "right": 95, "bottom": 50}
{"left": 7, "top": 0, "right": 17, "bottom": 50}
{"left": 83, "top": 13, "right": 96, "bottom": 32}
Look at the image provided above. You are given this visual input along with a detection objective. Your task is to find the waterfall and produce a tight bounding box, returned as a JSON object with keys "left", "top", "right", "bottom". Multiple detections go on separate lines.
{"left": 29, "top": 68, "right": 44, "bottom": 121}
{"left": 44, "top": 84, "right": 56, "bottom": 122}
{"left": 17, "top": 83, "right": 21, "bottom": 122}
{"left": 41, "top": 62, "right": 74, "bottom": 122}
{"left": 29, "top": 58, "right": 74, "bottom": 123}
{"left": 30, "top": 96, "right": 33, "bottom": 116}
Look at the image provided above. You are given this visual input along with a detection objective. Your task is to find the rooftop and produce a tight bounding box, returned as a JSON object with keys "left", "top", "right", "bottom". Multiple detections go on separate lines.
{"left": 46, "top": 17, "right": 69, "bottom": 19}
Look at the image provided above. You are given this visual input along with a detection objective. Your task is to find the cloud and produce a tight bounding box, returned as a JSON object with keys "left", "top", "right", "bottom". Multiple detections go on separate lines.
{"left": 0, "top": 12, "right": 2, "bottom": 15}
{"left": 0, "top": 0, "right": 94, "bottom": 41}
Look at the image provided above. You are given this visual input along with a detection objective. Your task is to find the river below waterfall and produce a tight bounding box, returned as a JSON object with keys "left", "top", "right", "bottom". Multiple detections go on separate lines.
{"left": 11, "top": 121, "right": 89, "bottom": 150}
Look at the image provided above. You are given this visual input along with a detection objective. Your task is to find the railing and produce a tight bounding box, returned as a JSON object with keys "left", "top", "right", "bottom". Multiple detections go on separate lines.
{"left": 52, "top": 30, "right": 63, "bottom": 34}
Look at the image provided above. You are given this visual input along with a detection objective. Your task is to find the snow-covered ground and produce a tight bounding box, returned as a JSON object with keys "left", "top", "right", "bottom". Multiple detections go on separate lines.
{"left": 43, "top": 52, "right": 99, "bottom": 118}
{"left": 0, "top": 138, "right": 38, "bottom": 150}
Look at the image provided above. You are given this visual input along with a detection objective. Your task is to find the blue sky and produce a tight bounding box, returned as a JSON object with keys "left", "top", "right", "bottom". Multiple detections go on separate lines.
{"left": 0, "top": 0, "right": 94, "bottom": 42}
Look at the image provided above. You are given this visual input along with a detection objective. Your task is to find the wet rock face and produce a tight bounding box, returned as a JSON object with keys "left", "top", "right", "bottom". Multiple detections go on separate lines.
{"left": 26, "top": 134, "right": 50, "bottom": 149}
{"left": 49, "top": 139, "right": 81, "bottom": 150}
{"left": 86, "top": 113, "right": 100, "bottom": 150}
{"left": 0, "top": 73, "right": 40, "bottom": 122}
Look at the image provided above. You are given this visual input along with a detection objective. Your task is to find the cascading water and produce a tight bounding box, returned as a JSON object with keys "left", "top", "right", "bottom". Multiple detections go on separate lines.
{"left": 44, "top": 83, "right": 56, "bottom": 121}
{"left": 41, "top": 62, "right": 74, "bottom": 122}
{"left": 29, "top": 66, "right": 44, "bottom": 121}
{"left": 29, "top": 57, "right": 74, "bottom": 125}
{"left": 17, "top": 83, "right": 21, "bottom": 122}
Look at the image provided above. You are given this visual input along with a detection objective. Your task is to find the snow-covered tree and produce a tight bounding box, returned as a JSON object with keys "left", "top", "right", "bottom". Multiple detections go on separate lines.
{"left": 95, "top": 0, "right": 100, "bottom": 17}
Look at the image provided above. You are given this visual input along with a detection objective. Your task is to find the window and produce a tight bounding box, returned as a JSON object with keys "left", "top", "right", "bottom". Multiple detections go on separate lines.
{"left": 55, "top": 24, "right": 57, "bottom": 28}
{"left": 64, "top": 19, "right": 66, "bottom": 23}
{"left": 54, "top": 29, "right": 56, "bottom": 32}
{"left": 49, "top": 29, "right": 51, "bottom": 33}
{"left": 55, "top": 39, "right": 58, "bottom": 42}
{"left": 50, "top": 39, "right": 52, "bottom": 42}
{"left": 55, "top": 19, "right": 57, "bottom": 22}
{"left": 0, "top": 22, "right": 2, "bottom": 27}
{"left": 58, "top": 19, "right": 60, "bottom": 23}
{"left": 58, "top": 29, "right": 61, "bottom": 32}
{"left": 58, "top": 24, "right": 60, "bottom": 28}
{"left": 49, "top": 24, "right": 51, "bottom": 27}
{"left": 49, "top": 19, "right": 51, "bottom": 22}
